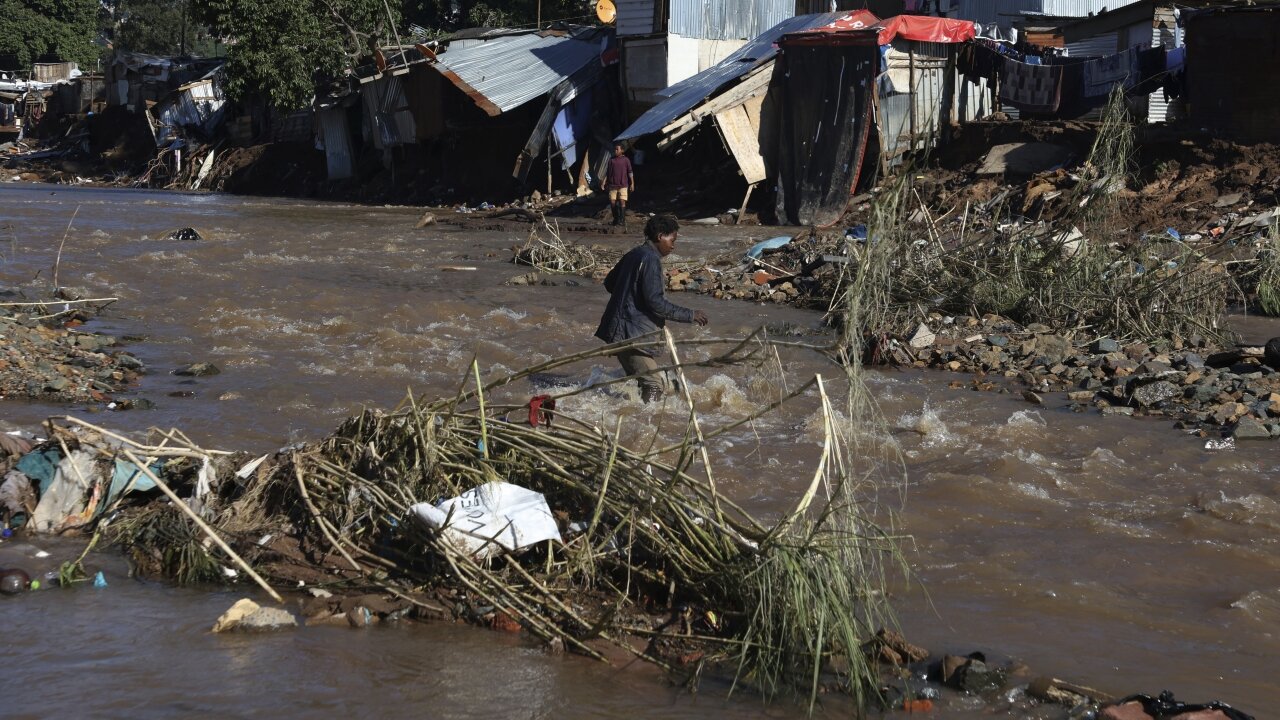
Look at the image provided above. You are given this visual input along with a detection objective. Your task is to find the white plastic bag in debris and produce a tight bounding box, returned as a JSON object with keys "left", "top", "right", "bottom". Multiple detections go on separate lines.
{"left": 410, "top": 482, "right": 562, "bottom": 560}
{"left": 30, "top": 450, "right": 96, "bottom": 533}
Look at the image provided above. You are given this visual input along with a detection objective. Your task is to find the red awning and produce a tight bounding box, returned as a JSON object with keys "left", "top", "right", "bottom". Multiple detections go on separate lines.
{"left": 873, "top": 15, "right": 976, "bottom": 44}
{"left": 782, "top": 14, "right": 975, "bottom": 46}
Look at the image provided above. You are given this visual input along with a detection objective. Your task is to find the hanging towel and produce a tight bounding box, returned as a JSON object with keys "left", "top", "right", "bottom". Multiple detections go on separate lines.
{"left": 1000, "top": 59, "right": 1063, "bottom": 113}
{"left": 1083, "top": 47, "right": 1138, "bottom": 98}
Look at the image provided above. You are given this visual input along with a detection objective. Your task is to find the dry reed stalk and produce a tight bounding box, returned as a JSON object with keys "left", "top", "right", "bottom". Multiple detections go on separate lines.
{"left": 51, "top": 204, "right": 80, "bottom": 291}
{"left": 45, "top": 331, "right": 909, "bottom": 713}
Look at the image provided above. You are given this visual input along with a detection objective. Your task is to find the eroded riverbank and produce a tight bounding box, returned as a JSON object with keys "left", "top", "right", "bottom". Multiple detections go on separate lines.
{"left": 1, "top": 183, "right": 1276, "bottom": 717}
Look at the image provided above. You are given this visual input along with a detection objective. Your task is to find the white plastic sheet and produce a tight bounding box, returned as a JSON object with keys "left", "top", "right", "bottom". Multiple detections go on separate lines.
{"left": 410, "top": 482, "right": 562, "bottom": 559}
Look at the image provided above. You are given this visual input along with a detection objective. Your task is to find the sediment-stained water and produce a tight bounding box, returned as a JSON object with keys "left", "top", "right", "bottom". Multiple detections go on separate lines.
{"left": 0, "top": 183, "right": 1275, "bottom": 717}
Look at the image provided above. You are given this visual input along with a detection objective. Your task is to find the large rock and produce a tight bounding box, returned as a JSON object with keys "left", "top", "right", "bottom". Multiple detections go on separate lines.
{"left": 1265, "top": 337, "right": 1280, "bottom": 370}
{"left": 238, "top": 607, "right": 298, "bottom": 631}
{"left": 1185, "top": 383, "right": 1221, "bottom": 405}
{"left": 1231, "top": 417, "right": 1271, "bottom": 440}
{"left": 946, "top": 657, "right": 1006, "bottom": 694}
{"left": 174, "top": 362, "right": 220, "bottom": 377}
{"left": 212, "top": 598, "right": 259, "bottom": 632}
{"left": 212, "top": 598, "right": 297, "bottom": 632}
{"left": 1034, "top": 334, "right": 1073, "bottom": 365}
{"left": 1092, "top": 338, "right": 1121, "bottom": 354}
{"left": 977, "top": 142, "right": 1074, "bottom": 176}
{"left": 1130, "top": 380, "right": 1180, "bottom": 408}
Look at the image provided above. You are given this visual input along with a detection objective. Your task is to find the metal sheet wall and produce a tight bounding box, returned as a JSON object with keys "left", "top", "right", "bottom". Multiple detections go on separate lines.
{"left": 877, "top": 41, "right": 950, "bottom": 166}
{"left": 622, "top": 37, "right": 669, "bottom": 108}
{"left": 949, "top": 0, "right": 1040, "bottom": 32}
{"left": 1148, "top": 6, "right": 1183, "bottom": 123}
{"left": 1064, "top": 31, "right": 1118, "bottom": 57}
{"left": 668, "top": 0, "right": 795, "bottom": 41}
{"left": 617, "top": 0, "right": 657, "bottom": 35}
{"left": 1042, "top": 0, "right": 1141, "bottom": 19}
{"left": 951, "top": 0, "right": 1141, "bottom": 32}
{"left": 361, "top": 75, "right": 412, "bottom": 148}
{"left": 317, "top": 107, "right": 354, "bottom": 180}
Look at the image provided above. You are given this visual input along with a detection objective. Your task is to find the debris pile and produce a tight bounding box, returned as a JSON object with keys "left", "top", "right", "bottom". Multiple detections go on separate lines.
{"left": 876, "top": 313, "right": 1280, "bottom": 440}
{"left": 0, "top": 296, "right": 143, "bottom": 404}
{"left": 0, "top": 333, "right": 907, "bottom": 708}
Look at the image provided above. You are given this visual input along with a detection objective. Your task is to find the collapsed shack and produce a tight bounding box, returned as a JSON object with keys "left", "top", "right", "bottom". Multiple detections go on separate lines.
{"left": 616, "top": 12, "right": 987, "bottom": 226}
{"left": 5, "top": 330, "right": 914, "bottom": 709}
{"left": 307, "top": 25, "right": 625, "bottom": 203}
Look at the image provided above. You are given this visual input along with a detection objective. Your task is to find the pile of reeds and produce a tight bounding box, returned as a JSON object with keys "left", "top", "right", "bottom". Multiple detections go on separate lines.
{"left": 513, "top": 216, "right": 601, "bottom": 274}
{"left": 838, "top": 89, "right": 1234, "bottom": 346}
{"left": 68, "top": 330, "right": 905, "bottom": 711}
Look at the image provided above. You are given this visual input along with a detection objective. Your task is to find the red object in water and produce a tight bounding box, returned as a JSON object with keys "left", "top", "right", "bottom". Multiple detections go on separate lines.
{"left": 902, "top": 698, "right": 934, "bottom": 713}
{"left": 528, "top": 395, "right": 556, "bottom": 427}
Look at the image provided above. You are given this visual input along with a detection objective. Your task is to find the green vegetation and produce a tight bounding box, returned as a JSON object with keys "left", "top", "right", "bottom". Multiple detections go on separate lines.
{"left": 0, "top": 0, "right": 100, "bottom": 69}
{"left": 112, "top": 0, "right": 219, "bottom": 57}
{"left": 843, "top": 90, "right": 1233, "bottom": 346}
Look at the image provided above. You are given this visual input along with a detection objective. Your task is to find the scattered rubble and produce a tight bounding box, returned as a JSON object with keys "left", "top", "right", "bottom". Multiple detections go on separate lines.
{"left": 0, "top": 297, "right": 142, "bottom": 404}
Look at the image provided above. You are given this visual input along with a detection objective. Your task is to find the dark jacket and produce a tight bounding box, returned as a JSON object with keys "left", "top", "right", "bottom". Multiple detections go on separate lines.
{"left": 595, "top": 241, "right": 694, "bottom": 356}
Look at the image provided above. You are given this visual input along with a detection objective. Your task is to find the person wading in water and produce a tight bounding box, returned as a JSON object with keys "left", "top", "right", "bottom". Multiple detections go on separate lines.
{"left": 595, "top": 214, "right": 708, "bottom": 402}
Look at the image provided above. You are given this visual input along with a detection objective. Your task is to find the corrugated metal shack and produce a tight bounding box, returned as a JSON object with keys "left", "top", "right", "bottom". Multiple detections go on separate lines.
{"left": 424, "top": 25, "right": 621, "bottom": 195}
{"left": 774, "top": 16, "right": 979, "bottom": 225}
{"left": 313, "top": 26, "right": 624, "bottom": 197}
{"left": 152, "top": 72, "right": 228, "bottom": 146}
{"left": 617, "top": 13, "right": 988, "bottom": 225}
{"left": 1185, "top": 4, "right": 1280, "bottom": 142}
{"left": 616, "top": 11, "right": 862, "bottom": 197}
{"left": 616, "top": 0, "right": 797, "bottom": 114}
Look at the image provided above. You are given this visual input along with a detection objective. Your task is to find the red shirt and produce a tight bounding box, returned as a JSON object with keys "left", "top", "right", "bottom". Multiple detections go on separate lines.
{"left": 606, "top": 155, "right": 633, "bottom": 189}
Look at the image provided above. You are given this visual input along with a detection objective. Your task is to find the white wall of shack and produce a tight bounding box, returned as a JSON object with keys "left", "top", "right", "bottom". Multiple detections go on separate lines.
{"left": 697, "top": 38, "right": 747, "bottom": 73}
{"left": 667, "top": 34, "right": 701, "bottom": 87}
{"left": 878, "top": 43, "right": 951, "bottom": 165}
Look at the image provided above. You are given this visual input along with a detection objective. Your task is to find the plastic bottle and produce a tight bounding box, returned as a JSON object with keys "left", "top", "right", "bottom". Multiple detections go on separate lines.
{"left": 29, "top": 571, "right": 61, "bottom": 591}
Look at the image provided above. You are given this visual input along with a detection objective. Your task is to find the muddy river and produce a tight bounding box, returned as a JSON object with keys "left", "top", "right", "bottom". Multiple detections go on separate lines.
{"left": 0, "top": 184, "right": 1276, "bottom": 717}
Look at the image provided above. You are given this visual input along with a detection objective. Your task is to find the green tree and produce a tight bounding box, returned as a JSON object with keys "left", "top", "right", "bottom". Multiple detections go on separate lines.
{"left": 194, "top": 0, "right": 394, "bottom": 110}
{"left": 114, "top": 0, "right": 219, "bottom": 57}
{"left": 402, "top": 0, "right": 591, "bottom": 32}
{"left": 0, "top": 0, "right": 100, "bottom": 69}
{"left": 466, "top": 0, "right": 590, "bottom": 28}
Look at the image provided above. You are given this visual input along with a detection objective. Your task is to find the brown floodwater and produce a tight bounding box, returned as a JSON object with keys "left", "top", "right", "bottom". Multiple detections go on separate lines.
{"left": 0, "top": 183, "right": 1277, "bottom": 717}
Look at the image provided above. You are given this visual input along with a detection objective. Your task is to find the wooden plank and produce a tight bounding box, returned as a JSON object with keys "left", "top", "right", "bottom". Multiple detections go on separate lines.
{"left": 690, "top": 61, "right": 775, "bottom": 123}
{"left": 714, "top": 103, "right": 766, "bottom": 184}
